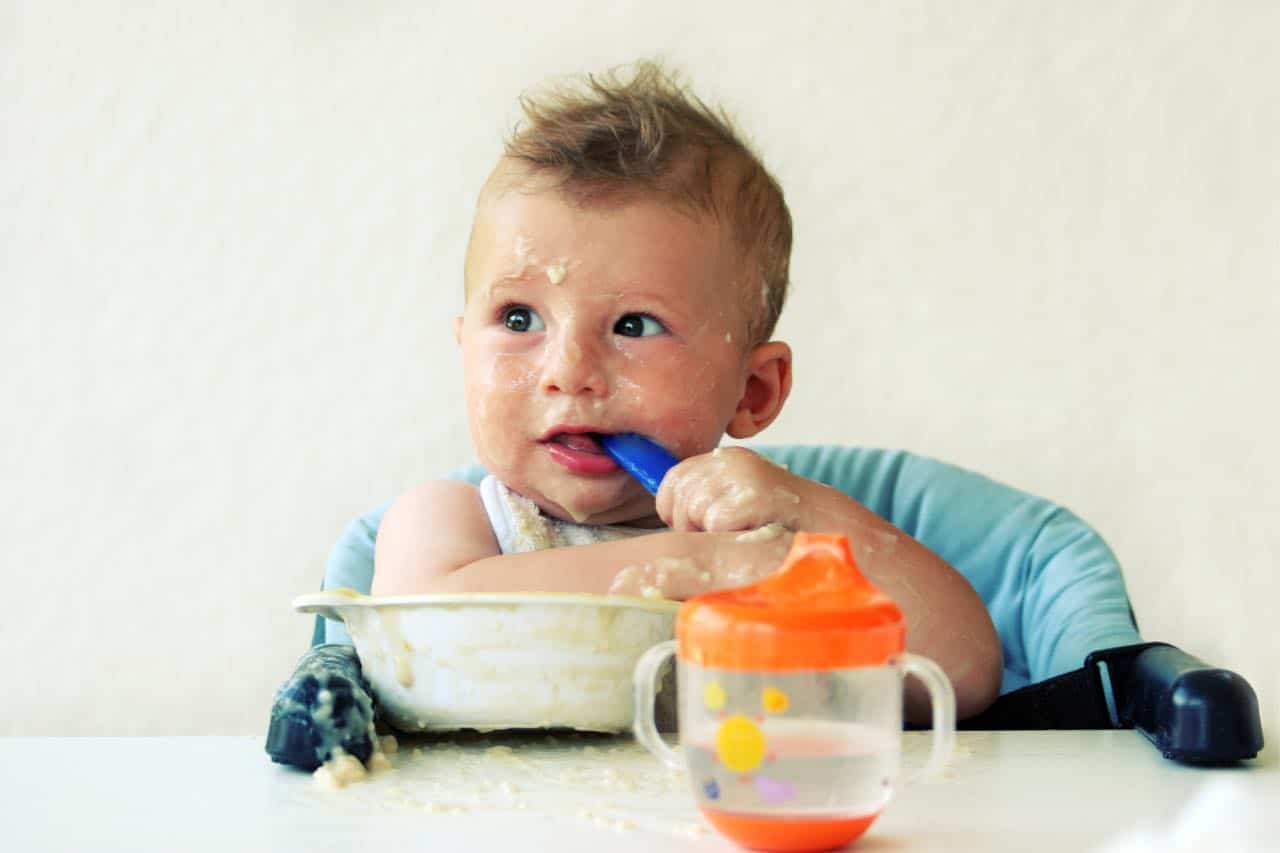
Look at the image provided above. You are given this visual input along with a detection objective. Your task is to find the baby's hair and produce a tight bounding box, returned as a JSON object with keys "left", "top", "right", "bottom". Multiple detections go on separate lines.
{"left": 502, "top": 60, "right": 792, "bottom": 343}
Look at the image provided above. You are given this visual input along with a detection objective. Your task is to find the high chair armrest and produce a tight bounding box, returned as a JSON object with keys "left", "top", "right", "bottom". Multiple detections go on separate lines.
{"left": 1090, "top": 642, "right": 1264, "bottom": 764}
{"left": 962, "top": 641, "right": 1263, "bottom": 764}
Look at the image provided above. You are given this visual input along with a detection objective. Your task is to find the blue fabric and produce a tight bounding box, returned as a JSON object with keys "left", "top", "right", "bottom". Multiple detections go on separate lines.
{"left": 320, "top": 445, "right": 1140, "bottom": 694}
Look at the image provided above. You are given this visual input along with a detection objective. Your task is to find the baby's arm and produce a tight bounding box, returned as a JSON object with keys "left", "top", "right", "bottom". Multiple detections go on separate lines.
{"left": 657, "top": 448, "right": 1004, "bottom": 721}
{"left": 371, "top": 479, "right": 792, "bottom": 598}
{"left": 371, "top": 481, "right": 502, "bottom": 596}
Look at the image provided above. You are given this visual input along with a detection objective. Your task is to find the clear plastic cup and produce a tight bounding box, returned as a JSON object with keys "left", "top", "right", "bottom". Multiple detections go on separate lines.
{"left": 632, "top": 533, "right": 955, "bottom": 852}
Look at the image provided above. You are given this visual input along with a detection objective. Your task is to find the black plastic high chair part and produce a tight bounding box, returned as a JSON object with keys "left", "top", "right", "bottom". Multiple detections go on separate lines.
{"left": 264, "top": 644, "right": 376, "bottom": 771}
{"left": 960, "top": 642, "right": 1264, "bottom": 764}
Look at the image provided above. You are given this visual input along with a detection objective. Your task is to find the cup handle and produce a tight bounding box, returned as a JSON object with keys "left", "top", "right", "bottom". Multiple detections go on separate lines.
{"left": 901, "top": 652, "right": 956, "bottom": 783}
{"left": 633, "top": 640, "right": 682, "bottom": 771}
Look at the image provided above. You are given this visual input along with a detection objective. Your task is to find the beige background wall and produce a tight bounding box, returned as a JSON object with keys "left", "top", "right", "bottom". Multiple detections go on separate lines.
{"left": 2, "top": 1, "right": 1276, "bottom": 763}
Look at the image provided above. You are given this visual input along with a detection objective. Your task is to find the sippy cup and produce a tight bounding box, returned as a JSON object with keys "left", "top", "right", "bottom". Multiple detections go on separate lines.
{"left": 633, "top": 533, "right": 955, "bottom": 852}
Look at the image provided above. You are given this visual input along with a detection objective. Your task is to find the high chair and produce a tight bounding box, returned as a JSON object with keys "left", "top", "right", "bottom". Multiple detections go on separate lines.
{"left": 272, "top": 445, "right": 1261, "bottom": 768}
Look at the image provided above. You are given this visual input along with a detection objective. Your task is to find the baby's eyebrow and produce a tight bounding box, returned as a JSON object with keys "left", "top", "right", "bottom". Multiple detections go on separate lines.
{"left": 483, "top": 274, "right": 536, "bottom": 297}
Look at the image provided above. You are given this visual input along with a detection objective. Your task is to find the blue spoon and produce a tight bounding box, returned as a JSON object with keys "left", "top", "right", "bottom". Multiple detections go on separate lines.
{"left": 596, "top": 433, "right": 680, "bottom": 495}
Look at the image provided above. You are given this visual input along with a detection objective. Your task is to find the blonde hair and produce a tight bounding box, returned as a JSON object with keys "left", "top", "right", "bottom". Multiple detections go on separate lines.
{"left": 496, "top": 60, "right": 792, "bottom": 343}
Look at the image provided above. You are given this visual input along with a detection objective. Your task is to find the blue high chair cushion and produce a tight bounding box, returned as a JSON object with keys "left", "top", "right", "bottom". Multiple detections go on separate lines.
{"left": 318, "top": 445, "right": 1141, "bottom": 695}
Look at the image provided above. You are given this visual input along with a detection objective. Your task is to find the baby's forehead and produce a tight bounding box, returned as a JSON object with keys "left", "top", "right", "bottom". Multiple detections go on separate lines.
{"left": 467, "top": 180, "right": 743, "bottom": 276}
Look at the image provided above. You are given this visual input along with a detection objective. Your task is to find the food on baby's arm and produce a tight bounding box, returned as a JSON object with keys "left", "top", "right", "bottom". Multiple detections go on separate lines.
{"left": 607, "top": 526, "right": 795, "bottom": 599}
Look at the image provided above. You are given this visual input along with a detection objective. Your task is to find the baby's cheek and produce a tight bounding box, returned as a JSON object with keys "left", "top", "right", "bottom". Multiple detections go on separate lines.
{"left": 466, "top": 353, "right": 537, "bottom": 469}
{"left": 619, "top": 357, "right": 739, "bottom": 453}
{"left": 467, "top": 402, "right": 515, "bottom": 473}
{"left": 644, "top": 403, "right": 725, "bottom": 458}
{"left": 483, "top": 351, "right": 538, "bottom": 390}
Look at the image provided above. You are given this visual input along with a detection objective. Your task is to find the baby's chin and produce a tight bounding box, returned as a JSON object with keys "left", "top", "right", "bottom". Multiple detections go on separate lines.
{"left": 529, "top": 487, "right": 661, "bottom": 528}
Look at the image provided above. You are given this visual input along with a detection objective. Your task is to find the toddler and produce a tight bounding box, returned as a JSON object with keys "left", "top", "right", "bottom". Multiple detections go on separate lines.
{"left": 371, "top": 62, "right": 1004, "bottom": 720}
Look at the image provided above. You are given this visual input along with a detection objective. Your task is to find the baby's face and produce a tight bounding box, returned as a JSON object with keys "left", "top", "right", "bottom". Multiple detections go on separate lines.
{"left": 458, "top": 187, "right": 754, "bottom": 525}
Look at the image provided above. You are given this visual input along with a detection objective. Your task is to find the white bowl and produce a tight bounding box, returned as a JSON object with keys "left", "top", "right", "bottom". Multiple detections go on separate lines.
{"left": 293, "top": 589, "right": 678, "bottom": 733}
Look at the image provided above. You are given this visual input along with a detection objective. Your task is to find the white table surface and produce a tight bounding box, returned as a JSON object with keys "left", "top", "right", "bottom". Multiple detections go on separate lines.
{"left": 2, "top": 730, "right": 1276, "bottom": 852}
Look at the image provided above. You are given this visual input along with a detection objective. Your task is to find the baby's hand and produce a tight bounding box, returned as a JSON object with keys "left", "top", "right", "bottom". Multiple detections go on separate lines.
{"left": 655, "top": 447, "right": 807, "bottom": 533}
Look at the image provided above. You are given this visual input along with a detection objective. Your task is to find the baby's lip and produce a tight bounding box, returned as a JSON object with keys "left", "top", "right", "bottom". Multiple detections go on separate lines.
{"left": 539, "top": 425, "right": 621, "bottom": 474}
{"left": 538, "top": 424, "right": 613, "bottom": 443}
{"left": 539, "top": 425, "right": 622, "bottom": 458}
{"left": 550, "top": 433, "right": 605, "bottom": 454}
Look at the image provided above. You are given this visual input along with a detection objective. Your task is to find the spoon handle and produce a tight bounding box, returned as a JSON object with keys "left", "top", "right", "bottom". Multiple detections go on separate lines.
{"left": 597, "top": 432, "right": 679, "bottom": 495}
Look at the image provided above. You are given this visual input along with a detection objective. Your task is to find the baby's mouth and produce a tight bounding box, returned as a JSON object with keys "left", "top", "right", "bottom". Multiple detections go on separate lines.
{"left": 547, "top": 433, "right": 606, "bottom": 454}
{"left": 541, "top": 430, "right": 620, "bottom": 475}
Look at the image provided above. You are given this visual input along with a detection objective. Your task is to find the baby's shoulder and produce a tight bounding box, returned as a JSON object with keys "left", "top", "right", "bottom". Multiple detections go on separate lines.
{"left": 372, "top": 479, "right": 500, "bottom": 592}
{"left": 384, "top": 478, "right": 488, "bottom": 531}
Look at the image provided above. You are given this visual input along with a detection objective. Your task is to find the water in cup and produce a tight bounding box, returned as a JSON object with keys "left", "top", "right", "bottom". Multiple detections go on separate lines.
{"left": 683, "top": 718, "right": 898, "bottom": 818}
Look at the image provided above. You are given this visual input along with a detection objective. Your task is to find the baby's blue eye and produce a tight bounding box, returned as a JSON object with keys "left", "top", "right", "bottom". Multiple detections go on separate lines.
{"left": 501, "top": 306, "right": 545, "bottom": 333}
{"left": 614, "top": 313, "right": 666, "bottom": 338}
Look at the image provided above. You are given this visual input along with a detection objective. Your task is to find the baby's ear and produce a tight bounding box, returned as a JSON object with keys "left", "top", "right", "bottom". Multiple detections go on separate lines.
{"left": 727, "top": 341, "right": 792, "bottom": 439}
{"left": 453, "top": 316, "right": 463, "bottom": 345}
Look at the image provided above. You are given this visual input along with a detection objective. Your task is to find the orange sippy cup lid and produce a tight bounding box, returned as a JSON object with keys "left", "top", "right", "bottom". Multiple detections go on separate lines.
{"left": 677, "top": 532, "right": 905, "bottom": 671}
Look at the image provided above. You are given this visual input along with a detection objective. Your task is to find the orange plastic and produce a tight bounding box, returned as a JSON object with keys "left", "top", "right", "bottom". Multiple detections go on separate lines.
{"left": 678, "top": 533, "right": 905, "bottom": 671}
{"left": 700, "top": 808, "right": 880, "bottom": 852}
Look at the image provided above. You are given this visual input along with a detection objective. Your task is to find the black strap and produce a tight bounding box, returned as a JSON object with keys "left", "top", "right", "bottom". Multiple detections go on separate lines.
{"left": 959, "top": 663, "right": 1113, "bottom": 730}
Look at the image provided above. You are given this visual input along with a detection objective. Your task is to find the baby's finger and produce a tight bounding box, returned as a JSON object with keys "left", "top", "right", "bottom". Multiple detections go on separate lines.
{"left": 654, "top": 458, "right": 696, "bottom": 527}
{"left": 654, "top": 474, "right": 675, "bottom": 527}
{"left": 658, "top": 459, "right": 706, "bottom": 531}
{"left": 681, "top": 482, "right": 722, "bottom": 532}
{"left": 702, "top": 502, "right": 754, "bottom": 533}
{"left": 669, "top": 491, "right": 700, "bottom": 532}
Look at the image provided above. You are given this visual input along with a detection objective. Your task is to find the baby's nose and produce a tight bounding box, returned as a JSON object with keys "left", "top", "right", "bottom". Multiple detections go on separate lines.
{"left": 542, "top": 332, "right": 608, "bottom": 397}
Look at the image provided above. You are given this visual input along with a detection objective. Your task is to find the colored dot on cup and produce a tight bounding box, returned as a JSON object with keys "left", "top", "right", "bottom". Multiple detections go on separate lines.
{"left": 703, "top": 681, "right": 726, "bottom": 711}
{"left": 716, "top": 715, "right": 767, "bottom": 773}
{"left": 762, "top": 686, "right": 790, "bottom": 713}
